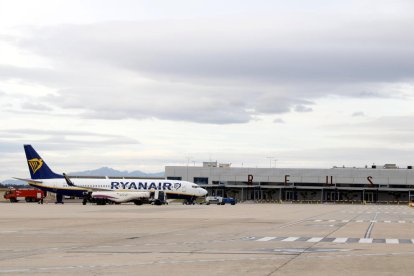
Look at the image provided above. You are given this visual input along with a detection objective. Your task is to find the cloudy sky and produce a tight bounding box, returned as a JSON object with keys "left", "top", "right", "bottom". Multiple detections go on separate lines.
{"left": 1, "top": 0, "right": 414, "bottom": 180}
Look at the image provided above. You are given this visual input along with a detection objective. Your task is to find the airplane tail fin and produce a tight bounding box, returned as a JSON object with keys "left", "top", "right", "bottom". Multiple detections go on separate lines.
{"left": 24, "top": 145, "right": 63, "bottom": 179}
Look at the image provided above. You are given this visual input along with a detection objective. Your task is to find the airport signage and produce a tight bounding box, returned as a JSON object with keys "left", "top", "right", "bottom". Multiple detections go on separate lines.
{"left": 110, "top": 181, "right": 175, "bottom": 190}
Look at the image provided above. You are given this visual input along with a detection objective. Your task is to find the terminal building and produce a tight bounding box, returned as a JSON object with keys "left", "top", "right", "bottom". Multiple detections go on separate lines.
{"left": 166, "top": 162, "right": 414, "bottom": 203}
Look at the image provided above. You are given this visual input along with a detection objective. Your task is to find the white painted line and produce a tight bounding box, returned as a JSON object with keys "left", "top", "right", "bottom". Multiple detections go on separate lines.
{"left": 385, "top": 239, "right": 399, "bottom": 244}
{"left": 356, "top": 220, "right": 363, "bottom": 223}
{"left": 282, "top": 237, "right": 299, "bottom": 242}
{"left": 257, "top": 237, "right": 276, "bottom": 242}
{"left": 359, "top": 238, "right": 373, "bottom": 244}
{"left": 328, "top": 220, "right": 336, "bottom": 222}
{"left": 333, "top": 238, "right": 348, "bottom": 243}
{"left": 384, "top": 221, "right": 391, "bottom": 223}
{"left": 306, "top": 237, "right": 323, "bottom": 243}
{"left": 370, "top": 220, "right": 377, "bottom": 223}
{"left": 398, "top": 221, "right": 406, "bottom": 224}
{"left": 342, "top": 220, "right": 350, "bottom": 223}
{"left": 314, "top": 220, "right": 322, "bottom": 222}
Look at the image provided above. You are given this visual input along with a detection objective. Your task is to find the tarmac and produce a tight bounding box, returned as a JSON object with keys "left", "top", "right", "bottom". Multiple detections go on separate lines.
{"left": 1, "top": 201, "right": 414, "bottom": 275}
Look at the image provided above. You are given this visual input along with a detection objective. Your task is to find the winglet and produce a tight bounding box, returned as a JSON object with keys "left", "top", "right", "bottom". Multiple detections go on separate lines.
{"left": 63, "top": 173, "right": 75, "bottom": 186}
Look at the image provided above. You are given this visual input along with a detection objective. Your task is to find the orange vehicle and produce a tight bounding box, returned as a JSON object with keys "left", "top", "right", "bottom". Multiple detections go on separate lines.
{"left": 4, "top": 188, "right": 46, "bottom": 203}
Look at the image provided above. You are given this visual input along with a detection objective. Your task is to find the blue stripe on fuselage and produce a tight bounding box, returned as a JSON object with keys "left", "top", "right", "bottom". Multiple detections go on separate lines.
{"left": 29, "top": 183, "right": 88, "bottom": 197}
{"left": 29, "top": 183, "right": 198, "bottom": 200}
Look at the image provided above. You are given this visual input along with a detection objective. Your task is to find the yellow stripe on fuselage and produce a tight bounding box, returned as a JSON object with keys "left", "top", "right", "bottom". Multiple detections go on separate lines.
{"left": 29, "top": 183, "right": 88, "bottom": 191}
{"left": 29, "top": 184, "right": 197, "bottom": 197}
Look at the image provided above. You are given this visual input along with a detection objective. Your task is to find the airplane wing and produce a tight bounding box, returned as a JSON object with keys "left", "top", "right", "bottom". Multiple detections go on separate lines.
{"left": 62, "top": 173, "right": 109, "bottom": 192}
{"left": 13, "top": 177, "right": 43, "bottom": 184}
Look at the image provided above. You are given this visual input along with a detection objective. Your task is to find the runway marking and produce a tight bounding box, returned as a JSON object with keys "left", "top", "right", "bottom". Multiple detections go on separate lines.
{"left": 246, "top": 236, "right": 414, "bottom": 245}
{"left": 282, "top": 237, "right": 299, "bottom": 242}
{"left": 386, "top": 239, "right": 399, "bottom": 244}
{"left": 306, "top": 237, "right": 323, "bottom": 243}
{"left": 359, "top": 238, "right": 373, "bottom": 244}
{"left": 333, "top": 238, "right": 348, "bottom": 243}
{"left": 257, "top": 237, "right": 276, "bottom": 242}
{"left": 340, "top": 211, "right": 412, "bottom": 215}
{"left": 307, "top": 219, "right": 414, "bottom": 224}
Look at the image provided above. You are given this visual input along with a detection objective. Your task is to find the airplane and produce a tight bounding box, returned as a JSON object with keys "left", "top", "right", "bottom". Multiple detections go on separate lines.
{"left": 15, "top": 145, "right": 208, "bottom": 205}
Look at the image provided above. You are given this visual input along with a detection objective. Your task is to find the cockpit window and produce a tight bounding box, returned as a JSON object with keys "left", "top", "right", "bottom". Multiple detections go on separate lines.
{"left": 192, "top": 185, "right": 199, "bottom": 188}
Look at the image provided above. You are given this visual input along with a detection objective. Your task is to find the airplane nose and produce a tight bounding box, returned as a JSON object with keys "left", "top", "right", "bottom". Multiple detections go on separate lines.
{"left": 202, "top": 188, "right": 208, "bottom": 196}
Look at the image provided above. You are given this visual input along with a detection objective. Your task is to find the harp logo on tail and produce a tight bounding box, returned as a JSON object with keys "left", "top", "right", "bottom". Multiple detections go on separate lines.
{"left": 28, "top": 158, "right": 43, "bottom": 174}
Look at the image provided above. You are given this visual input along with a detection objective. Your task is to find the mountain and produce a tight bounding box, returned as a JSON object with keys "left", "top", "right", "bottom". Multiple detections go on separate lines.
{"left": 1, "top": 167, "right": 165, "bottom": 184}
{"left": 1, "top": 179, "right": 27, "bottom": 185}
{"left": 68, "top": 167, "right": 165, "bottom": 178}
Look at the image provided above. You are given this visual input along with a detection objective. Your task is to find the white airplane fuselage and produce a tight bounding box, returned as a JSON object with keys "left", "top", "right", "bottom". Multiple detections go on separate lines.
{"left": 19, "top": 144, "right": 208, "bottom": 204}
{"left": 29, "top": 178, "right": 207, "bottom": 201}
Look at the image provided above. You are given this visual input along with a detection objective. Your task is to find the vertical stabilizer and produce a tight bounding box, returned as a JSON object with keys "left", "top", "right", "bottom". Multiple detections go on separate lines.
{"left": 24, "top": 145, "right": 63, "bottom": 179}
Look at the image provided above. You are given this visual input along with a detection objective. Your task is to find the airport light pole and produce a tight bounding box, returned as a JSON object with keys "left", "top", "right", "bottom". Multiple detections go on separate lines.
{"left": 185, "top": 155, "right": 193, "bottom": 181}
{"left": 266, "top": 156, "right": 274, "bottom": 168}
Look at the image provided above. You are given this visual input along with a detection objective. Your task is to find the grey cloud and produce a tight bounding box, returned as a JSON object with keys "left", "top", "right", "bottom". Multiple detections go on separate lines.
{"left": 351, "top": 116, "right": 414, "bottom": 132}
{"left": 294, "top": 104, "right": 313, "bottom": 113}
{"left": 0, "top": 142, "right": 22, "bottom": 154}
{"left": 251, "top": 94, "right": 296, "bottom": 114}
{"left": 355, "top": 91, "right": 390, "bottom": 99}
{"left": 284, "top": 147, "right": 414, "bottom": 168}
{"left": 273, "top": 118, "right": 285, "bottom": 124}
{"left": 0, "top": 129, "right": 140, "bottom": 152}
{"left": 352, "top": 111, "right": 365, "bottom": 117}
{"left": 1, "top": 12, "right": 413, "bottom": 124}
{"left": 321, "top": 115, "right": 414, "bottom": 146}
{"left": 365, "top": 116, "right": 414, "bottom": 132}
{"left": 21, "top": 101, "right": 53, "bottom": 111}
{"left": 17, "top": 18, "right": 414, "bottom": 84}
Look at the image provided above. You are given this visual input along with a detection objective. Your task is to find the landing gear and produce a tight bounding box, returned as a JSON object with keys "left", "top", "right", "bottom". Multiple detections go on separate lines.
{"left": 96, "top": 199, "right": 107, "bottom": 205}
{"left": 82, "top": 192, "right": 92, "bottom": 205}
{"left": 55, "top": 194, "right": 64, "bottom": 204}
{"left": 183, "top": 197, "right": 196, "bottom": 205}
{"left": 150, "top": 191, "right": 167, "bottom": 205}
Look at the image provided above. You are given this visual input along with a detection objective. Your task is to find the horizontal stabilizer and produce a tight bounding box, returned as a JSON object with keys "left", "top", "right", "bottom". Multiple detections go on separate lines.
{"left": 13, "top": 177, "right": 43, "bottom": 184}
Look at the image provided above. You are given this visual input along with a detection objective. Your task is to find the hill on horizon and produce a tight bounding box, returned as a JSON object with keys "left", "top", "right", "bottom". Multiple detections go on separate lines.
{"left": 68, "top": 167, "right": 164, "bottom": 177}
{"left": 1, "top": 167, "right": 165, "bottom": 185}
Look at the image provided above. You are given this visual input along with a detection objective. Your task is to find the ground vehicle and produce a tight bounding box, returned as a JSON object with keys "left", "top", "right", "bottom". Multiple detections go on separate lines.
{"left": 205, "top": 196, "right": 236, "bottom": 205}
{"left": 3, "top": 188, "right": 46, "bottom": 203}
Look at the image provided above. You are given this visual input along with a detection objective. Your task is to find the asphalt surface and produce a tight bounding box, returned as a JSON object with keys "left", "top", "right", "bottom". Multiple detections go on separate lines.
{"left": 1, "top": 202, "right": 414, "bottom": 275}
